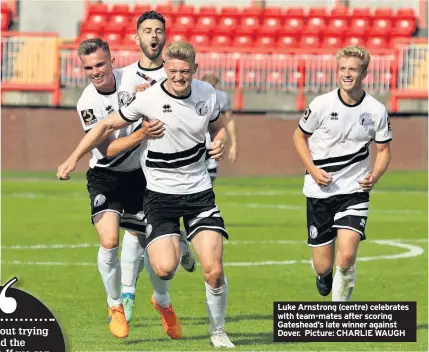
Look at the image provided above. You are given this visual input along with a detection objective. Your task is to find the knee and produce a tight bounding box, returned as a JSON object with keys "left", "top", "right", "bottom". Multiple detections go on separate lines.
{"left": 152, "top": 262, "right": 176, "bottom": 281}
{"left": 99, "top": 236, "right": 119, "bottom": 249}
{"left": 202, "top": 263, "right": 224, "bottom": 287}
{"left": 312, "top": 260, "right": 333, "bottom": 277}
{"left": 336, "top": 250, "right": 356, "bottom": 269}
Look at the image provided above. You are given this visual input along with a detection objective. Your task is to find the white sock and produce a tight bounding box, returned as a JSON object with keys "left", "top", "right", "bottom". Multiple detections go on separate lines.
{"left": 206, "top": 277, "right": 228, "bottom": 332}
{"left": 120, "top": 231, "right": 143, "bottom": 295}
{"left": 98, "top": 246, "right": 122, "bottom": 307}
{"left": 137, "top": 252, "right": 145, "bottom": 280}
{"left": 144, "top": 250, "right": 171, "bottom": 308}
{"left": 332, "top": 265, "right": 356, "bottom": 301}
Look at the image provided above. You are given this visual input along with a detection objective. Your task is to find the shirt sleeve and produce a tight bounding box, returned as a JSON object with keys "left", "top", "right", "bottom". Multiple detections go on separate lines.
{"left": 221, "top": 91, "right": 232, "bottom": 112}
{"left": 76, "top": 99, "right": 102, "bottom": 133}
{"left": 298, "top": 100, "right": 320, "bottom": 135}
{"left": 209, "top": 89, "right": 221, "bottom": 123}
{"left": 118, "top": 92, "right": 145, "bottom": 122}
{"left": 374, "top": 108, "right": 393, "bottom": 143}
{"left": 117, "top": 70, "right": 137, "bottom": 108}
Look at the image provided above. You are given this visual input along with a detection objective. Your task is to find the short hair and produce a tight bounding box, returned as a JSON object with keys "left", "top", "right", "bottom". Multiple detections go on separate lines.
{"left": 201, "top": 72, "right": 219, "bottom": 86}
{"left": 336, "top": 45, "right": 371, "bottom": 73}
{"left": 164, "top": 42, "right": 196, "bottom": 63}
{"left": 77, "top": 38, "right": 110, "bottom": 57}
{"left": 136, "top": 10, "right": 166, "bottom": 31}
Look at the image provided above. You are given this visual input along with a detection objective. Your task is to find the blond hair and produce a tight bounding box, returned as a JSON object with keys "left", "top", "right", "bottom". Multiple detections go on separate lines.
{"left": 336, "top": 45, "right": 371, "bottom": 73}
{"left": 164, "top": 41, "right": 196, "bottom": 63}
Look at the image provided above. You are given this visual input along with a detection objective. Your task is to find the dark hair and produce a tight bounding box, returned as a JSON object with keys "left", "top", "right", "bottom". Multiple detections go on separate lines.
{"left": 136, "top": 10, "right": 166, "bottom": 31}
{"left": 77, "top": 38, "right": 110, "bottom": 57}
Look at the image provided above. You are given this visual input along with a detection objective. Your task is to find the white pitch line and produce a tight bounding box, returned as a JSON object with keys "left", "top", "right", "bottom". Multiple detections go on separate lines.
{"left": 2, "top": 238, "right": 427, "bottom": 250}
{"left": 4, "top": 193, "right": 424, "bottom": 215}
{"left": 223, "top": 189, "right": 428, "bottom": 196}
{"left": 1, "top": 241, "right": 424, "bottom": 267}
{"left": 224, "top": 202, "right": 426, "bottom": 215}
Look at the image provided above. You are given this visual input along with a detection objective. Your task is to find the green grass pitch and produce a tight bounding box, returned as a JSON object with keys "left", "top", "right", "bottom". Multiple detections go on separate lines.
{"left": 1, "top": 171, "right": 427, "bottom": 351}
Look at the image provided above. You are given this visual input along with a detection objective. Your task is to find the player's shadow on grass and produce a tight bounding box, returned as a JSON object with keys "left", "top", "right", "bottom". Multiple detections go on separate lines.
{"left": 417, "top": 324, "right": 428, "bottom": 330}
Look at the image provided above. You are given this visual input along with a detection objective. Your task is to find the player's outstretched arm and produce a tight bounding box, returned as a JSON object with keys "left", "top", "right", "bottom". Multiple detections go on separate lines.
{"left": 208, "top": 115, "right": 227, "bottom": 161}
{"left": 293, "top": 127, "right": 332, "bottom": 187}
{"left": 224, "top": 109, "right": 237, "bottom": 163}
{"left": 104, "top": 119, "right": 165, "bottom": 158}
{"left": 57, "top": 112, "right": 130, "bottom": 180}
{"left": 358, "top": 142, "right": 391, "bottom": 191}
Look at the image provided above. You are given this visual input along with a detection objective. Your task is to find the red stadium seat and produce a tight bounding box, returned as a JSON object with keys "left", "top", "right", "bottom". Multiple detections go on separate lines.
{"left": 276, "top": 34, "right": 299, "bottom": 49}
{"left": 80, "top": 22, "right": 104, "bottom": 36}
{"left": 286, "top": 7, "right": 305, "bottom": 18}
{"left": 104, "top": 31, "right": 123, "bottom": 45}
{"left": 261, "top": 17, "right": 282, "bottom": 35}
{"left": 262, "top": 6, "right": 284, "bottom": 20}
{"left": 217, "top": 16, "right": 238, "bottom": 34}
{"left": 133, "top": 4, "right": 151, "bottom": 15}
{"left": 393, "top": 9, "right": 416, "bottom": 36}
{"left": 283, "top": 17, "right": 304, "bottom": 32}
{"left": 108, "top": 15, "right": 128, "bottom": 31}
{"left": 189, "top": 33, "right": 210, "bottom": 48}
{"left": 307, "top": 8, "right": 327, "bottom": 31}
{"left": 232, "top": 34, "right": 254, "bottom": 49}
{"left": 350, "top": 8, "right": 371, "bottom": 34}
{"left": 170, "top": 28, "right": 189, "bottom": 42}
{"left": 366, "top": 36, "right": 389, "bottom": 49}
{"left": 79, "top": 31, "right": 101, "bottom": 42}
{"left": 242, "top": 6, "right": 262, "bottom": 17}
{"left": 86, "top": 14, "right": 108, "bottom": 26}
{"left": 211, "top": 34, "right": 233, "bottom": 48}
{"left": 255, "top": 35, "right": 276, "bottom": 50}
{"left": 176, "top": 15, "right": 195, "bottom": 30}
{"left": 110, "top": 4, "right": 130, "bottom": 16}
{"left": 343, "top": 33, "right": 366, "bottom": 46}
{"left": 371, "top": 8, "right": 393, "bottom": 35}
{"left": 374, "top": 8, "right": 394, "bottom": 19}
{"left": 237, "top": 15, "right": 260, "bottom": 35}
{"left": 155, "top": 3, "right": 175, "bottom": 16}
{"left": 371, "top": 18, "right": 393, "bottom": 36}
{"left": 220, "top": 6, "right": 240, "bottom": 17}
{"left": 87, "top": 2, "right": 108, "bottom": 16}
{"left": 300, "top": 33, "right": 321, "bottom": 49}
{"left": 322, "top": 34, "right": 343, "bottom": 49}
{"left": 327, "top": 7, "right": 349, "bottom": 33}
{"left": 198, "top": 6, "right": 218, "bottom": 16}
{"left": 392, "top": 19, "right": 416, "bottom": 37}
{"left": 177, "top": 4, "right": 195, "bottom": 16}
{"left": 195, "top": 15, "right": 217, "bottom": 33}
{"left": 123, "top": 29, "right": 137, "bottom": 45}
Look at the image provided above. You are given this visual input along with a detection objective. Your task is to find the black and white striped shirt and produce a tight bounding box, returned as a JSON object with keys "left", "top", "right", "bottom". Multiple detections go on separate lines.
{"left": 299, "top": 89, "right": 392, "bottom": 198}
{"left": 119, "top": 79, "right": 220, "bottom": 194}
{"left": 76, "top": 69, "right": 143, "bottom": 172}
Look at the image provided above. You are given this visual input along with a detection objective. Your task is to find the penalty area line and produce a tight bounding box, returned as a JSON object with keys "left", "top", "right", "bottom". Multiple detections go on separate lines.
{"left": 2, "top": 241, "right": 424, "bottom": 267}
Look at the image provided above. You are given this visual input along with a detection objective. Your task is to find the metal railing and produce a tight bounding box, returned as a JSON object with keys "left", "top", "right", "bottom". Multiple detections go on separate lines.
{"left": 1, "top": 33, "right": 427, "bottom": 111}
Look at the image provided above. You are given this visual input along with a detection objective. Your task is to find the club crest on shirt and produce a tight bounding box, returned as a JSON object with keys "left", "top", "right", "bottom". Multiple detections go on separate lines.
{"left": 80, "top": 109, "right": 97, "bottom": 127}
{"left": 195, "top": 101, "right": 208, "bottom": 116}
{"left": 118, "top": 91, "right": 135, "bottom": 108}
{"left": 359, "top": 112, "right": 374, "bottom": 129}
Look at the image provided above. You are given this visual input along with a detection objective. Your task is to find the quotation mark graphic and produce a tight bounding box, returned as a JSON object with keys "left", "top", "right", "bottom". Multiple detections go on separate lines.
{"left": 0, "top": 277, "right": 18, "bottom": 314}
